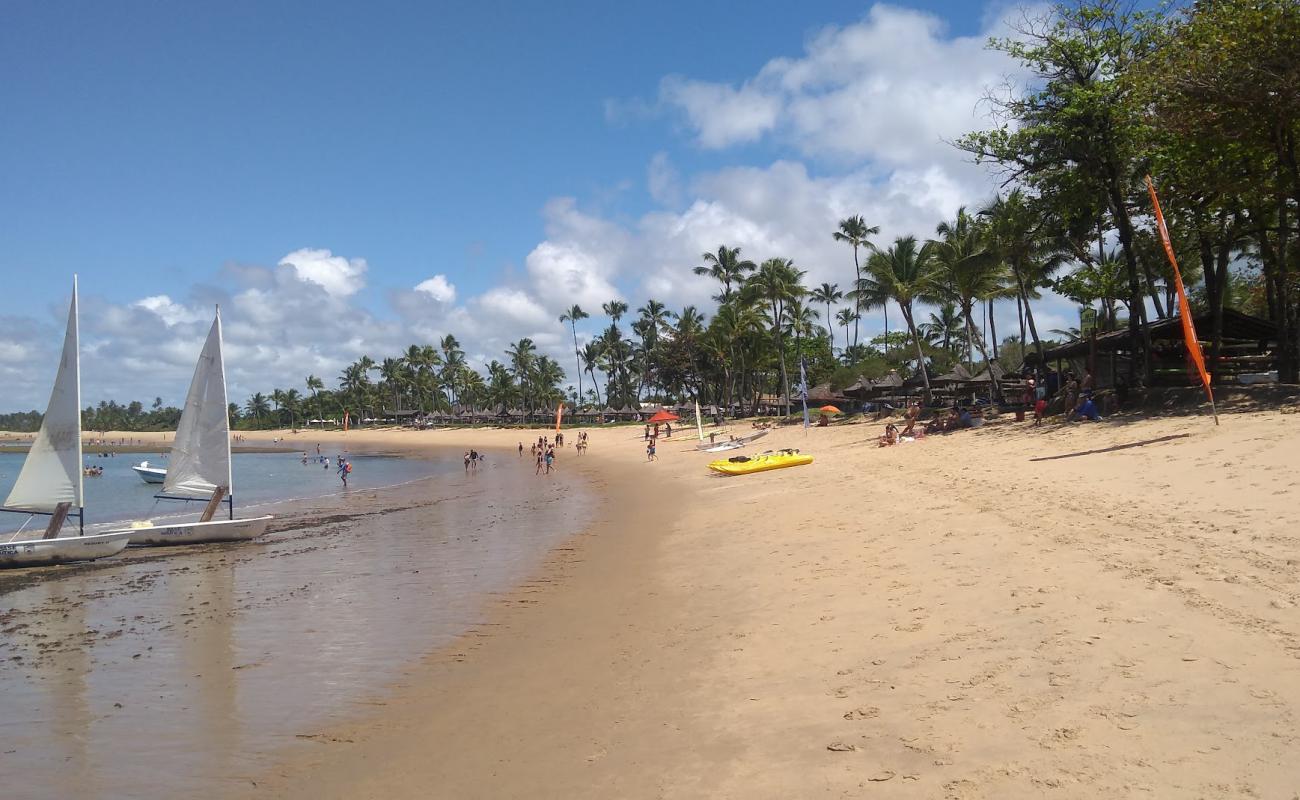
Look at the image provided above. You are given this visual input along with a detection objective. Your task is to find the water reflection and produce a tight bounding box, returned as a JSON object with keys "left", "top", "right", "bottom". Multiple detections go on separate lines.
{"left": 0, "top": 454, "right": 594, "bottom": 798}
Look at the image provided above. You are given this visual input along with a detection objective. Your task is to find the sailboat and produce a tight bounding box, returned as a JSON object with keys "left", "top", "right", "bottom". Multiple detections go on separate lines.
{"left": 0, "top": 279, "right": 133, "bottom": 567}
{"left": 123, "top": 308, "right": 272, "bottom": 545}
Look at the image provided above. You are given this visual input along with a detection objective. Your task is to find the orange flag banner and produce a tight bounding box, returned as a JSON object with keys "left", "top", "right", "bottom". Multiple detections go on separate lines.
{"left": 1145, "top": 175, "right": 1218, "bottom": 424}
{"left": 554, "top": 403, "right": 564, "bottom": 432}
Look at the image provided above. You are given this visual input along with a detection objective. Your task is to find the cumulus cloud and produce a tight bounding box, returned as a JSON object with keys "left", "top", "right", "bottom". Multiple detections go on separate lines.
{"left": 278, "top": 247, "right": 368, "bottom": 297}
{"left": 656, "top": 4, "right": 1023, "bottom": 170}
{"left": 414, "top": 274, "right": 456, "bottom": 303}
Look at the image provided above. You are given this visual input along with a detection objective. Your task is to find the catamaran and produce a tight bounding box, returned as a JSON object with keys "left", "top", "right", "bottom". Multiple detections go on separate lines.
{"left": 122, "top": 308, "right": 272, "bottom": 546}
{"left": 0, "top": 279, "right": 133, "bottom": 567}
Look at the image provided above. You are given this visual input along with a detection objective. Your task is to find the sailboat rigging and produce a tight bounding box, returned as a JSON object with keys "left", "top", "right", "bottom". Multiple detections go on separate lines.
{"left": 121, "top": 307, "right": 272, "bottom": 545}
{"left": 0, "top": 278, "right": 133, "bottom": 566}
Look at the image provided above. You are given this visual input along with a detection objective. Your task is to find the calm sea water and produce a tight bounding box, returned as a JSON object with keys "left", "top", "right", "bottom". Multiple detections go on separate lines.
{"left": 0, "top": 444, "right": 597, "bottom": 799}
{"left": 0, "top": 451, "right": 446, "bottom": 534}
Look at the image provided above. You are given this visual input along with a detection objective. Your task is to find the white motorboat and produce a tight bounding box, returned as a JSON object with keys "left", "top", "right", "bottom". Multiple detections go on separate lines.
{"left": 131, "top": 461, "right": 167, "bottom": 484}
{"left": 0, "top": 279, "right": 133, "bottom": 567}
{"left": 121, "top": 308, "right": 273, "bottom": 546}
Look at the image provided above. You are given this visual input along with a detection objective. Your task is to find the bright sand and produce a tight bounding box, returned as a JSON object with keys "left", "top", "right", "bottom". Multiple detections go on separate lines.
{"left": 205, "top": 406, "right": 1300, "bottom": 799}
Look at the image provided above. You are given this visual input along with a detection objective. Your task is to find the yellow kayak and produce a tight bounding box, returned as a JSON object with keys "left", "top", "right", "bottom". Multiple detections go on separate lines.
{"left": 708, "top": 449, "right": 813, "bottom": 475}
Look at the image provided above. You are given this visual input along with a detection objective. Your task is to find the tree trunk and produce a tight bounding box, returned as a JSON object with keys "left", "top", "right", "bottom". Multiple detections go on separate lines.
{"left": 963, "top": 305, "right": 1002, "bottom": 402}
{"left": 852, "top": 245, "right": 861, "bottom": 349}
{"left": 902, "top": 305, "right": 932, "bottom": 404}
{"left": 989, "top": 298, "right": 999, "bottom": 360}
{"left": 1106, "top": 177, "right": 1153, "bottom": 385}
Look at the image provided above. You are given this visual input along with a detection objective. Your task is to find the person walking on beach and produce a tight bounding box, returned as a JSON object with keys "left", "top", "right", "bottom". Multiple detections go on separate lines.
{"left": 646, "top": 438, "right": 656, "bottom": 461}
{"left": 337, "top": 458, "right": 351, "bottom": 487}
{"left": 545, "top": 448, "right": 555, "bottom": 474}
{"left": 518, "top": 441, "right": 524, "bottom": 457}
{"left": 535, "top": 447, "right": 545, "bottom": 475}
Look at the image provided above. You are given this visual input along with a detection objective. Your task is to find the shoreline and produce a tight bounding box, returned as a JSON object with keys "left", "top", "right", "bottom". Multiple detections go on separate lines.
{"left": 238, "top": 407, "right": 1300, "bottom": 798}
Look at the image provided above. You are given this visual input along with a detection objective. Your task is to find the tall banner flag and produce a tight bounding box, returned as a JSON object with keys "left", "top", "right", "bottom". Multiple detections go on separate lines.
{"left": 1145, "top": 175, "right": 1218, "bottom": 425}
{"left": 554, "top": 403, "right": 564, "bottom": 433}
{"left": 798, "top": 358, "right": 810, "bottom": 430}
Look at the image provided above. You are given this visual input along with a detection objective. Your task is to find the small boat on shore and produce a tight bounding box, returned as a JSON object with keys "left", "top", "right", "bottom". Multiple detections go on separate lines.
{"left": 708, "top": 448, "right": 813, "bottom": 476}
{"left": 0, "top": 279, "right": 133, "bottom": 567}
{"left": 698, "top": 429, "right": 768, "bottom": 452}
{"left": 119, "top": 308, "right": 272, "bottom": 546}
{"left": 131, "top": 461, "right": 167, "bottom": 484}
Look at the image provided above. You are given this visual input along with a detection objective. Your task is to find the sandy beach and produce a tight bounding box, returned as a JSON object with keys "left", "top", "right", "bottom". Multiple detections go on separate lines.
{"left": 193, "top": 403, "right": 1299, "bottom": 799}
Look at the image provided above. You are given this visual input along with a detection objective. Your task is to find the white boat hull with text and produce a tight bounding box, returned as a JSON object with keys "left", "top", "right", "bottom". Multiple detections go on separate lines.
{"left": 124, "top": 515, "right": 273, "bottom": 546}
{"left": 0, "top": 531, "right": 132, "bottom": 568}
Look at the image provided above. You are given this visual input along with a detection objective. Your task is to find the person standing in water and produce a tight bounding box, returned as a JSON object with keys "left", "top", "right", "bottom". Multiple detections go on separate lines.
{"left": 464, "top": 451, "right": 471, "bottom": 473}
{"left": 518, "top": 441, "right": 524, "bottom": 457}
{"left": 337, "top": 458, "right": 351, "bottom": 486}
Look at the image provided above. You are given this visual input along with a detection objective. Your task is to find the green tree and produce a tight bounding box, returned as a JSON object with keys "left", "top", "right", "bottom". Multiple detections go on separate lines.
{"left": 833, "top": 215, "right": 879, "bottom": 348}
{"left": 558, "top": 304, "right": 589, "bottom": 407}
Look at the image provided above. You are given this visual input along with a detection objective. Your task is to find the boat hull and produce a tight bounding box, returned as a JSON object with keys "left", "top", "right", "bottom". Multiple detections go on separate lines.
{"left": 132, "top": 466, "right": 167, "bottom": 484}
{"left": 708, "top": 452, "right": 813, "bottom": 476}
{"left": 0, "top": 531, "right": 132, "bottom": 568}
{"left": 125, "top": 515, "right": 273, "bottom": 546}
{"left": 698, "top": 430, "right": 769, "bottom": 452}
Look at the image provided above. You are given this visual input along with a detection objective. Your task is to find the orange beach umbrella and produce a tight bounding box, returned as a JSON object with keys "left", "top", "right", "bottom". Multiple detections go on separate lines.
{"left": 818, "top": 405, "right": 842, "bottom": 415}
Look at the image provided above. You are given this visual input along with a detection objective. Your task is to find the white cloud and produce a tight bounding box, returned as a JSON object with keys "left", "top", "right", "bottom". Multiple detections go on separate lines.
{"left": 475, "top": 287, "right": 550, "bottom": 328}
{"left": 278, "top": 247, "right": 367, "bottom": 297}
{"left": 133, "top": 295, "right": 204, "bottom": 326}
{"left": 656, "top": 4, "right": 1024, "bottom": 172}
{"left": 414, "top": 274, "right": 456, "bottom": 303}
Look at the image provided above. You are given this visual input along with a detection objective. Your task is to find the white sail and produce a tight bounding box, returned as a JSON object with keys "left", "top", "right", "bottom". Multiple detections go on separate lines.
{"left": 163, "top": 311, "right": 232, "bottom": 499}
{"left": 5, "top": 279, "right": 83, "bottom": 513}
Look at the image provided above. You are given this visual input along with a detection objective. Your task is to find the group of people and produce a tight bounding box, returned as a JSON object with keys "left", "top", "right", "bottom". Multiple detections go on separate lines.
{"left": 1021, "top": 369, "right": 1103, "bottom": 424}
{"left": 526, "top": 436, "right": 557, "bottom": 474}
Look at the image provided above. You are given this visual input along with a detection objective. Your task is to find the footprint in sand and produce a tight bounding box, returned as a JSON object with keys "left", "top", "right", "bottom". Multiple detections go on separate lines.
{"left": 843, "top": 706, "right": 880, "bottom": 720}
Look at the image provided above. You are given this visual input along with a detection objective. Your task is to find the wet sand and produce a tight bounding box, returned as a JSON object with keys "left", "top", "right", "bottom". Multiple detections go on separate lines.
{"left": 239, "top": 408, "right": 1300, "bottom": 798}
{"left": 0, "top": 437, "right": 593, "bottom": 799}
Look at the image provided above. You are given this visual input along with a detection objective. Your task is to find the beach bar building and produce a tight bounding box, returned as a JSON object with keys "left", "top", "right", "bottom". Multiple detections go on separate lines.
{"left": 1026, "top": 309, "right": 1277, "bottom": 388}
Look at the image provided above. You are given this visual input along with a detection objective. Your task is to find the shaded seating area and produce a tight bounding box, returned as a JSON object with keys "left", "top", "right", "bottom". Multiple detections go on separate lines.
{"left": 1026, "top": 309, "right": 1277, "bottom": 388}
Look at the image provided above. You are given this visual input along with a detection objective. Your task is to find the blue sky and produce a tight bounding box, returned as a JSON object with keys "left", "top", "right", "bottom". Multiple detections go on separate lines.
{"left": 1, "top": 1, "right": 1074, "bottom": 410}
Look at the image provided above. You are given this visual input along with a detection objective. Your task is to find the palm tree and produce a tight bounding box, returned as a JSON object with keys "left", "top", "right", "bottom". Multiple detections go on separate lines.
{"left": 507, "top": 338, "right": 538, "bottom": 412}
{"left": 930, "top": 209, "right": 1005, "bottom": 398}
{"left": 834, "top": 308, "right": 859, "bottom": 360}
{"left": 809, "top": 282, "right": 843, "bottom": 351}
{"left": 439, "top": 335, "right": 465, "bottom": 407}
{"left": 245, "top": 392, "right": 270, "bottom": 427}
{"left": 919, "top": 303, "right": 965, "bottom": 355}
{"left": 980, "top": 190, "right": 1064, "bottom": 368}
{"left": 694, "top": 245, "right": 756, "bottom": 304}
{"left": 743, "top": 258, "right": 805, "bottom": 416}
{"left": 305, "top": 374, "right": 324, "bottom": 422}
{"left": 833, "top": 215, "right": 879, "bottom": 348}
{"left": 866, "top": 236, "right": 940, "bottom": 403}
{"left": 558, "top": 304, "right": 589, "bottom": 407}
{"left": 580, "top": 341, "right": 605, "bottom": 410}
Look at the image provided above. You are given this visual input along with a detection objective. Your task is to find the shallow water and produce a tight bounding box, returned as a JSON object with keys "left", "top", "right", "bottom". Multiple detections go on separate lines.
{"left": 0, "top": 450, "right": 440, "bottom": 536}
{"left": 0, "top": 448, "right": 595, "bottom": 799}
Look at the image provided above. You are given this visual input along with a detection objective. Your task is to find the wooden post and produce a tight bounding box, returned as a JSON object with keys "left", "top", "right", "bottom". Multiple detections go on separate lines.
{"left": 42, "top": 502, "right": 71, "bottom": 539}
{"left": 200, "top": 486, "right": 228, "bottom": 523}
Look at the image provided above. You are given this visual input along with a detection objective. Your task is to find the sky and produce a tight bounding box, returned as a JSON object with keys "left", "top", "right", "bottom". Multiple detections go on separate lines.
{"left": 0, "top": 0, "right": 1081, "bottom": 412}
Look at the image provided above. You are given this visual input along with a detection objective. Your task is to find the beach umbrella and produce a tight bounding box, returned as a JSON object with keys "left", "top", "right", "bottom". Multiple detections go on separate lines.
{"left": 818, "top": 405, "right": 842, "bottom": 415}
{"left": 646, "top": 409, "right": 679, "bottom": 423}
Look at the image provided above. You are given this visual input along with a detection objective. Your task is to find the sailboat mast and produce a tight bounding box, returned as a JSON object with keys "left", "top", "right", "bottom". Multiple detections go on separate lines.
{"left": 73, "top": 276, "right": 84, "bottom": 536}
{"left": 215, "top": 305, "right": 234, "bottom": 519}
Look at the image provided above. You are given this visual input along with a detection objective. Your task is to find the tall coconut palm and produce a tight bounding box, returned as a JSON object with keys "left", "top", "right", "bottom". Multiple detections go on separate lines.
{"left": 834, "top": 308, "right": 860, "bottom": 360}
{"left": 558, "top": 304, "right": 589, "bottom": 407}
{"left": 833, "top": 215, "right": 880, "bottom": 349}
{"left": 980, "top": 190, "right": 1066, "bottom": 368}
{"left": 866, "top": 236, "right": 941, "bottom": 403}
{"left": 930, "top": 209, "right": 1005, "bottom": 398}
{"left": 809, "top": 282, "right": 843, "bottom": 351}
{"left": 919, "top": 303, "right": 966, "bottom": 356}
{"left": 693, "top": 245, "right": 756, "bottom": 304}
{"left": 743, "top": 258, "right": 805, "bottom": 416}
{"left": 580, "top": 341, "right": 605, "bottom": 410}
{"left": 439, "top": 335, "right": 465, "bottom": 407}
{"left": 305, "top": 374, "right": 324, "bottom": 422}
{"left": 507, "top": 338, "right": 538, "bottom": 412}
